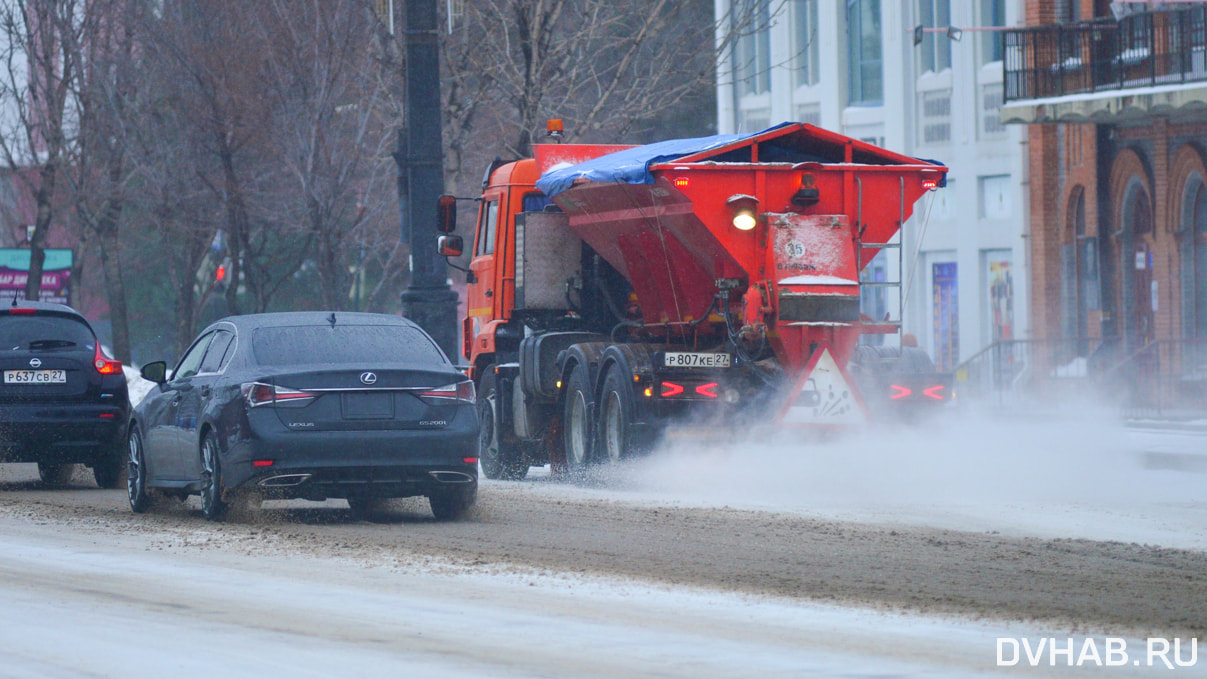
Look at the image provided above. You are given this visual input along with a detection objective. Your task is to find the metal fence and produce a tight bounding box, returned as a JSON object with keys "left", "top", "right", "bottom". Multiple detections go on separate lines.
{"left": 954, "top": 338, "right": 1207, "bottom": 418}
{"left": 1004, "top": 6, "right": 1207, "bottom": 102}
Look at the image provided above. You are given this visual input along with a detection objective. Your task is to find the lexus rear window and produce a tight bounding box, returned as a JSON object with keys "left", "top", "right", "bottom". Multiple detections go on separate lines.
{"left": 251, "top": 325, "right": 447, "bottom": 366}
{"left": 0, "top": 315, "right": 95, "bottom": 351}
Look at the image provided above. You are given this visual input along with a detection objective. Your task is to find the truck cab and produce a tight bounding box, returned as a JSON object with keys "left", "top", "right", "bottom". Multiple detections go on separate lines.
{"left": 464, "top": 159, "right": 541, "bottom": 372}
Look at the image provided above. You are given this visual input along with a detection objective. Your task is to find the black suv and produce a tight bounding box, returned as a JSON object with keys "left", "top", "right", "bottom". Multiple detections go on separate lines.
{"left": 0, "top": 300, "right": 129, "bottom": 487}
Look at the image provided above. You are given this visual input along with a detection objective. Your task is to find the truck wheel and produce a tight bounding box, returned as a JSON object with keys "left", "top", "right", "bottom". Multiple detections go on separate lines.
{"left": 562, "top": 362, "right": 594, "bottom": 469}
{"left": 599, "top": 368, "right": 636, "bottom": 464}
{"left": 478, "top": 369, "right": 528, "bottom": 480}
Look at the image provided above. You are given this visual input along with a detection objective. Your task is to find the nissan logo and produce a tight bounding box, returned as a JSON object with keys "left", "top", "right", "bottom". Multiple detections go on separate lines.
{"left": 359, "top": 372, "right": 377, "bottom": 385}
{"left": 29, "top": 358, "right": 41, "bottom": 368}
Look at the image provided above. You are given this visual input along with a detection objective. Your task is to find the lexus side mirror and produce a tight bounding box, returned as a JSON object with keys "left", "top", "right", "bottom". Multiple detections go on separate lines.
{"left": 437, "top": 195, "right": 457, "bottom": 233}
{"left": 438, "top": 234, "right": 464, "bottom": 258}
{"left": 140, "top": 361, "right": 167, "bottom": 384}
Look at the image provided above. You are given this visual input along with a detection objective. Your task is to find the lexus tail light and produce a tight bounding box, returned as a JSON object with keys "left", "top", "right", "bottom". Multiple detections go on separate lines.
{"left": 417, "top": 381, "right": 476, "bottom": 405}
{"left": 241, "top": 382, "right": 316, "bottom": 408}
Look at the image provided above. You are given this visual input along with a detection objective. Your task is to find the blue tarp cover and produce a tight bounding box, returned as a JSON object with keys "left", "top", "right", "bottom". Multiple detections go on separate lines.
{"left": 536, "top": 123, "right": 794, "bottom": 198}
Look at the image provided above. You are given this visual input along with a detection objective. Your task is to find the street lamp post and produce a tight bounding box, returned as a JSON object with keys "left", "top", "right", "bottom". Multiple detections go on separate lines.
{"left": 396, "top": 0, "right": 458, "bottom": 360}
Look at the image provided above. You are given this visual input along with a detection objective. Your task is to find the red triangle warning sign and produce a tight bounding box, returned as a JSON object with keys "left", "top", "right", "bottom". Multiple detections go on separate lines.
{"left": 775, "top": 342, "right": 869, "bottom": 426}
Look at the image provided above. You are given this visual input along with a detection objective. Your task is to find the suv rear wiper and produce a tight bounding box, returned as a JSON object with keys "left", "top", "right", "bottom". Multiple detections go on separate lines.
{"left": 27, "top": 339, "right": 77, "bottom": 350}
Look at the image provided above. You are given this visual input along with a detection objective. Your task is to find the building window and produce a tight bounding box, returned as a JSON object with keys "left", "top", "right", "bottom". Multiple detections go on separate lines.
{"left": 737, "top": 108, "right": 771, "bottom": 133}
{"left": 918, "top": 0, "right": 951, "bottom": 74}
{"left": 793, "top": 0, "right": 820, "bottom": 88}
{"left": 1076, "top": 195, "right": 1100, "bottom": 317}
{"left": 984, "top": 251, "right": 1014, "bottom": 343}
{"left": 847, "top": 0, "right": 882, "bottom": 105}
{"left": 932, "top": 260, "right": 959, "bottom": 371}
{"left": 919, "top": 89, "right": 952, "bottom": 144}
{"left": 733, "top": 0, "right": 772, "bottom": 97}
{"left": 980, "top": 0, "right": 1006, "bottom": 64}
{"left": 796, "top": 103, "right": 821, "bottom": 126}
{"left": 979, "top": 175, "right": 1011, "bottom": 219}
{"left": 1062, "top": 189, "right": 1099, "bottom": 353}
{"left": 1184, "top": 179, "right": 1207, "bottom": 337}
{"left": 1121, "top": 181, "right": 1155, "bottom": 345}
{"left": 934, "top": 179, "right": 955, "bottom": 220}
{"left": 980, "top": 83, "right": 1005, "bottom": 137}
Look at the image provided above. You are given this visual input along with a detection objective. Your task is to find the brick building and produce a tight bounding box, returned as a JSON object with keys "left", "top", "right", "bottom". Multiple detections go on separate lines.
{"left": 1003, "top": 2, "right": 1207, "bottom": 407}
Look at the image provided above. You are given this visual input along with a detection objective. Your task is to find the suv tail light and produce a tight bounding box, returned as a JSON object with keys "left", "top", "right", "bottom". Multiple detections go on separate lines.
{"left": 94, "top": 345, "right": 122, "bottom": 375}
{"left": 240, "top": 382, "right": 316, "bottom": 408}
{"left": 417, "top": 381, "right": 475, "bottom": 405}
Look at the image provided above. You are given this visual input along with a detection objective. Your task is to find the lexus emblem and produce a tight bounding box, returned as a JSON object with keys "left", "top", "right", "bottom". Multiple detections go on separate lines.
{"left": 29, "top": 358, "right": 41, "bottom": 368}
{"left": 359, "top": 371, "right": 377, "bottom": 385}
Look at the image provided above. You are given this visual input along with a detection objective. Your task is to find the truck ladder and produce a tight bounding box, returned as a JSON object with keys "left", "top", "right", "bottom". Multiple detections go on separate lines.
{"left": 854, "top": 176, "right": 906, "bottom": 336}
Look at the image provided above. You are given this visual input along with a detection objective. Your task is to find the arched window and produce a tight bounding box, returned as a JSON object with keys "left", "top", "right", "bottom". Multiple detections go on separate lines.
{"left": 1187, "top": 179, "right": 1207, "bottom": 337}
{"left": 1062, "top": 188, "right": 1097, "bottom": 353}
{"left": 1132, "top": 190, "right": 1153, "bottom": 236}
{"left": 1122, "top": 181, "right": 1155, "bottom": 345}
{"left": 1075, "top": 192, "right": 1099, "bottom": 346}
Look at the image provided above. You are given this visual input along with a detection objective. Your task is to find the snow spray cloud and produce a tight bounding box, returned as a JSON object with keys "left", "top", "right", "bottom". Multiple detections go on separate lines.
{"left": 618, "top": 395, "right": 1206, "bottom": 510}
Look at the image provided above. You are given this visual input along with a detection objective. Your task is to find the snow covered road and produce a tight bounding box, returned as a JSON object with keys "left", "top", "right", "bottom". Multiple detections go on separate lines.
{"left": 0, "top": 508, "right": 1195, "bottom": 679}
{"left": 0, "top": 405, "right": 1204, "bottom": 677}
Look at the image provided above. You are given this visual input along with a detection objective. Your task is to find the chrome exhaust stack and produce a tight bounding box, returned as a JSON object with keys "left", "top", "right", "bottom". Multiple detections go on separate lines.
{"left": 257, "top": 473, "right": 312, "bottom": 488}
{"left": 428, "top": 471, "right": 475, "bottom": 484}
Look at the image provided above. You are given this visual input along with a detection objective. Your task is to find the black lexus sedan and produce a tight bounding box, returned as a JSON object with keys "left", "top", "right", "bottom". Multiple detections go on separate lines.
{"left": 0, "top": 300, "right": 129, "bottom": 487}
{"left": 127, "top": 312, "right": 479, "bottom": 521}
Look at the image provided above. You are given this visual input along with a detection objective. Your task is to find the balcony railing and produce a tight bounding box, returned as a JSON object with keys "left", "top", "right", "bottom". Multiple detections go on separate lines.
{"left": 955, "top": 338, "right": 1207, "bottom": 418}
{"left": 1004, "top": 6, "right": 1207, "bottom": 103}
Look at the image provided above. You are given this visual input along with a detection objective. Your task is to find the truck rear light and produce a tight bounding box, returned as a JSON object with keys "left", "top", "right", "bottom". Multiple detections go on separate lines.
{"left": 923, "top": 385, "right": 945, "bottom": 400}
{"left": 726, "top": 194, "right": 759, "bottom": 231}
{"left": 660, "top": 382, "right": 684, "bottom": 397}
{"left": 241, "top": 382, "right": 316, "bottom": 408}
{"left": 94, "top": 345, "right": 122, "bottom": 375}
{"left": 418, "top": 381, "right": 476, "bottom": 405}
{"left": 732, "top": 209, "right": 756, "bottom": 231}
{"left": 660, "top": 381, "right": 721, "bottom": 399}
{"left": 791, "top": 173, "right": 820, "bottom": 207}
{"left": 890, "top": 385, "right": 911, "bottom": 399}
{"left": 673, "top": 176, "right": 689, "bottom": 189}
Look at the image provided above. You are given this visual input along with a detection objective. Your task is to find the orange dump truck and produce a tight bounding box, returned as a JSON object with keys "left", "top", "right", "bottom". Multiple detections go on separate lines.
{"left": 437, "top": 123, "right": 948, "bottom": 478}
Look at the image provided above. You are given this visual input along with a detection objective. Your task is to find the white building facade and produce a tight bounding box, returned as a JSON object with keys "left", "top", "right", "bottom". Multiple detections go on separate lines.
{"left": 716, "top": 0, "right": 1026, "bottom": 370}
